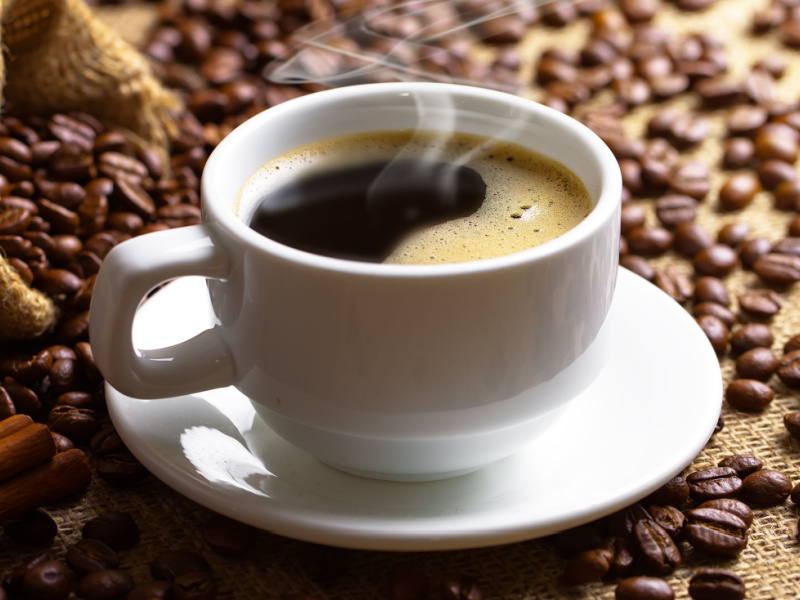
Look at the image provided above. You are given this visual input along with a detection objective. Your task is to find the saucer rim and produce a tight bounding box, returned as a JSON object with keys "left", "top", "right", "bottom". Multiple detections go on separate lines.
{"left": 107, "top": 267, "right": 722, "bottom": 551}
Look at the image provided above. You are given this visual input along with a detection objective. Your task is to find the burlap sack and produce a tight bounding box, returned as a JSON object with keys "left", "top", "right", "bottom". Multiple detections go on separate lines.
{"left": 0, "top": 0, "right": 181, "bottom": 341}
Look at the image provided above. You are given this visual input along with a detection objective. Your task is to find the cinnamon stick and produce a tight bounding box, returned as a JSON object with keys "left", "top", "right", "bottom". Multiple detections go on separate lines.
{"left": 0, "top": 423, "right": 56, "bottom": 483}
{"left": 0, "top": 414, "right": 33, "bottom": 440}
{"left": 0, "top": 448, "right": 91, "bottom": 522}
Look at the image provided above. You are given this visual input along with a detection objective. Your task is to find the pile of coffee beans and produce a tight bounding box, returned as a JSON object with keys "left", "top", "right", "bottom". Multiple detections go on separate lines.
{"left": 4, "top": 0, "right": 800, "bottom": 598}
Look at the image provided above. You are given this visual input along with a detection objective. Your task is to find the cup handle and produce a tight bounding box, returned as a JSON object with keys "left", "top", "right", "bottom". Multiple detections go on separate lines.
{"left": 89, "top": 224, "right": 234, "bottom": 399}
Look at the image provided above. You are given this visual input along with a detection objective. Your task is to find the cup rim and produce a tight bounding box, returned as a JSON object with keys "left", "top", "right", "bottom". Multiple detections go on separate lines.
{"left": 201, "top": 82, "right": 621, "bottom": 277}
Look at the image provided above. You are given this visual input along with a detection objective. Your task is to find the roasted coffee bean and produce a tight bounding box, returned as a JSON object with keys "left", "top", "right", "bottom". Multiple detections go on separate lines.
{"left": 201, "top": 514, "right": 257, "bottom": 556}
{"left": 693, "top": 244, "right": 740, "bottom": 277}
{"left": 78, "top": 569, "right": 134, "bottom": 600}
{"left": 688, "top": 570, "right": 745, "bottom": 600}
{"left": 654, "top": 268, "right": 693, "bottom": 303}
{"left": 2, "top": 377, "right": 41, "bottom": 415}
{"left": 655, "top": 194, "right": 696, "bottom": 228}
{"left": 170, "top": 571, "right": 218, "bottom": 600}
{"left": 725, "top": 104, "right": 768, "bottom": 135}
{"left": 669, "top": 160, "right": 711, "bottom": 199}
{"left": 643, "top": 477, "right": 690, "bottom": 508}
{"left": 772, "top": 179, "right": 800, "bottom": 210}
{"left": 683, "top": 508, "right": 748, "bottom": 557}
{"left": 21, "top": 559, "right": 72, "bottom": 600}
{"left": 694, "top": 276, "right": 730, "bottom": 306}
{"left": 66, "top": 539, "right": 119, "bottom": 574}
{"left": 440, "top": 573, "right": 483, "bottom": 600}
{"left": 695, "top": 314, "right": 728, "bottom": 356}
{"left": 620, "top": 255, "right": 655, "bottom": 281}
{"left": 695, "top": 76, "right": 744, "bottom": 107}
{"left": 738, "top": 288, "right": 782, "bottom": 319}
{"left": 686, "top": 467, "right": 742, "bottom": 501}
{"left": 718, "top": 172, "right": 760, "bottom": 211}
{"left": 740, "top": 469, "right": 792, "bottom": 505}
{"left": 608, "top": 503, "right": 653, "bottom": 541}
{"left": 717, "top": 223, "right": 751, "bottom": 248}
{"left": 2, "top": 509, "right": 57, "bottom": 546}
{"left": 388, "top": 561, "right": 428, "bottom": 600}
{"left": 647, "top": 505, "right": 686, "bottom": 539}
{"left": 758, "top": 159, "right": 797, "bottom": 190}
{"left": 563, "top": 548, "right": 612, "bottom": 584}
{"left": 718, "top": 454, "right": 763, "bottom": 479}
{"left": 89, "top": 425, "right": 126, "bottom": 456}
{"left": 693, "top": 302, "right": 736, "bottom": 328}
{"left": 735, "top": 347, "right": 779, "bottom": 380}
{"left": 51, "top": 432, "right": 74, "bottom": 453}
{"left": 620, "top": 203, "right": 646, "bottom": 234}
{"left": 627, "top": 226, "right": 673, "bottom": 255}
{"left": 633, "top": 519, "right": 681, "bottom": 575}
{"left": 151, "top": 550, "right": 211, "bottom": 582}
{"left": 47, "top": 405, "right": 101, "bottom": 442}
{"left": 778, "top": 349, "right": 800, "bottom": 388}
{"left": 615, "top": 576, "right": 674, "bottom": 600}
{"left": 125, "top": 580, "right": 172, "bottom": 600}
{"left": 722, "top": 137, "right": 755, "bottom": 170}
{"left": 597, "top": 536, "right": 635, "bottom": 575}
{"left": 786, "top": 412, "right": 800, "bottom": 440}
{"left": 755, "top": 124, "right": 799, "bottom": 163}
{"left": 673, "top": 222, "right": 712, "bottom": 257}
{"left": 96, "top": 452, "right": 150, "bottom": 485}
{"left": 697, "top": 498, "right": 753, "bottom": 528}
{"left": 739, "top": 237, "right": 772, "bottom": 269}
{"left": 753, "top": 252, "right": 800, "bottom": 285}
{"left": 725, "top": 378, "right": 774, "bottom": 411}
{"left": 82, "top": 511, "right": 139, "bottom": 550}
{"left": 730, "top": 323, "right": 773, "bottom": 354}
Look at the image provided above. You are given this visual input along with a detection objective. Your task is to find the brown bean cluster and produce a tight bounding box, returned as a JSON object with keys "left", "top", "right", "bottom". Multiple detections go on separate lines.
{"left": 556, "top": 453, "right": 794, "bottom": 599}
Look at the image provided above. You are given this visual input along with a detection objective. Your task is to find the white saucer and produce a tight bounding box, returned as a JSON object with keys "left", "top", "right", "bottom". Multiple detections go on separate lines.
{"left": 106, "top": 268, "right": 722, "bottom": 552}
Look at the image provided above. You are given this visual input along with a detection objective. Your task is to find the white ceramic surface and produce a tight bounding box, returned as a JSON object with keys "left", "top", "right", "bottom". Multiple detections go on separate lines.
{"left": 90, "top": 82, "right": 621, "bottom": 480}
{"left": 107, "top": 268, "right": 722, "bottom": 551}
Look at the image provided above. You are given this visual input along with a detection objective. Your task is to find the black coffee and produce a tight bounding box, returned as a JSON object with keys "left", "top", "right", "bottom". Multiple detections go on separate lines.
{"left": 237, "top": 130, "right": 592, "bottom": 264}
{"left": 248, "top": 160, "right": 486, "bottom": 262}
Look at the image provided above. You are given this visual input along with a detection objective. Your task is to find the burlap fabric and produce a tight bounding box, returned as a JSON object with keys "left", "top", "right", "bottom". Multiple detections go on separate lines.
{"left": 3, "top": 0, "right": 800, "bottom": 598}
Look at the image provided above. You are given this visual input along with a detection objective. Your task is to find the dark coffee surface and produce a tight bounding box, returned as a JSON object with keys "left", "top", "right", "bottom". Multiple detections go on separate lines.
{"left": 247, "top": 160, "right": 486, "bottom": 262}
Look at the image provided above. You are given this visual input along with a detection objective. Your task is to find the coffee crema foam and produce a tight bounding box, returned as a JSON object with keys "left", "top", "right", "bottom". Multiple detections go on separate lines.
{"left": 235, "top": 130, "right": 592, "bottom": 265}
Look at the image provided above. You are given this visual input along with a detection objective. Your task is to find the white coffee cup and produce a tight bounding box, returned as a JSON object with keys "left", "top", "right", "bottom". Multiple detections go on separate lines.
{"left": 90, "top": 82, "right": 621, "bottom": 481}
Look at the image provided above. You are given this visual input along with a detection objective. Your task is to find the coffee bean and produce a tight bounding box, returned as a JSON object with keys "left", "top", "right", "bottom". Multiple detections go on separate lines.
{"left": 688, "top": 570, "right": 745, "bottom": 600}
{"left": 66, "top": 539, "right": 119, "bottom": 575}
{"left": 615, "top": 576, "right": 674, "bottom": 600}
{"left": 151, "top": 550, "right": 211, "bottom": 582}
{"left": 201, "top": 514, "right": 257, "bottom": 556}
{"left": 756, "top": 125, "right": 799, "bottom": 163}
{"left": 620, "top": 255, "right": 655, "bottom": 281}
{"left": 695, "top": 314, "right": 728, "bottom": 356}
{"left": 739, "top": 237, "right": 772, "bottom": 269}
{"left": 96, "top": 452, "right": 150, "bottom": 485}
{"left": 738, "top": 288, "right": 782, "bottom": 319}
{"left": 735, "top": 346, "right": 779, "bottom": 380}
{"left": 627, "top": 226, "right": 673, "bottom": 255}
{"left": 697, "top": 498, "right": 754, "bottom": 528}
{"left": 693, "top": 303, "right": 736, "bottom": 329}
{"left": 772, "top": 179, "right": 800, "bottom": 210}
{"left": 125, "top": 581, "right": 173, "bottom": 600}
{"left": 553, "top": 519, "right": 607, "bottom": 554}
{"left": 730, "top": 323, "right": 773, "bottom": 354}
{"left": 725, "top": 378, "right": 774, "bottom": 411}
{"left": 633, "top": 519, "right": 681, "bottom": 574}
{"left": 439, "top": 573, "right": 482, "bottom": 600}
{"left": 740, "top": 469, "right": 792, "bottom": 505}
{"left": 563, "top": 548, "right": 612, "bottom": 584}
{"left": 47, "top": 405, "right": 101, "bottom": 442}
{"left": 693, "top": 244, "right": 740, "bottom": 277}
{"left": 654, "top": 268, "right": 693, "bottom": 303}
{"left": 673, "top": 222, "right": 712, "bottom": 257}
{"left": 686, "top": 467, "right": 742, "bottom": 501}
{"left": 778, "top": 349, "right": 800, "bottom": 388}
{"left": 597, "top": 536, "right": 635, "bottom": 575}
{"left": 78, "top": 569, "right": 135, "bottom": 600}
{"left": 642, "top": 477, "right": 690, "bottom": 508}
{"left": 646, "top": 505, "right": 685, "bottom": 539}
{"left": 388, "top": 561, "right": 428, "bottom": 600}
{"left": 717, "top": 223, "right": 751, "bottom": 249}
{"left": 655, "top": 194, "right": 697, "bottom": 228}
{"left": 725, "top": 104, "right": 768, "bottom": 135}
{"left": 21, "top": 559, "right": 72, "bottom": 600}
{"left": 82, "top": 511, "right": 140, "bottom": 550}
{"left": 683, "top": 507, "right": 748, "bottom": 557}
{"left": 2, "top": 509, "right": 57, "bottom": 546}
{"left": 758, "top": 159, "right": 797, "bottom": 190}
{"left": 694, "top": 276, "right": 730, "bottom": 306}
{"left": 786, "top": 334, "right": 800, "bottom": 354}
{"left": 718, "top": 454, "right": 763, "bottom": 479}
{"left": 785, "top": 411, "right": 800, "bottom": 440}
{"left": 722, "top": 137, "right": 755, "bottom": 170}
{"left": 669, "top": 160, "right": 711, "bottom": 199}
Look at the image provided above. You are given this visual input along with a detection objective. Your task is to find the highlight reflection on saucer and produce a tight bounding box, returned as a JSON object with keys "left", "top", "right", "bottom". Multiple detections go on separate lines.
{"left": 108, "top": 270, "right": 722, "bottom": 551}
